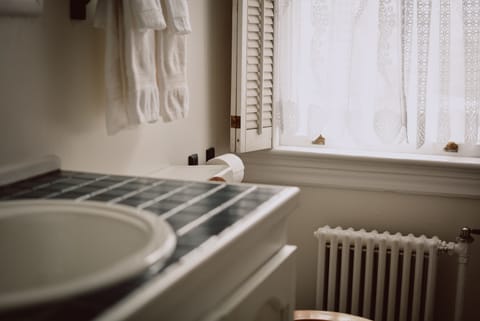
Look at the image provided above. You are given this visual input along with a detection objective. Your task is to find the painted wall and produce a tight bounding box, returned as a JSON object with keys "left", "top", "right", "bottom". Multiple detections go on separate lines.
{"left": 0, "top": 0, "right": 232, "bottom": 175}
{"left": 244, "top": 170, "right": 480, "bottom": 321}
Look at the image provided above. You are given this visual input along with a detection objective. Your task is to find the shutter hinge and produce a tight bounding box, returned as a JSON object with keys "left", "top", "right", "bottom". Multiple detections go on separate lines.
{"left": 230, "top": 116, "right": 241, "bottom": 129}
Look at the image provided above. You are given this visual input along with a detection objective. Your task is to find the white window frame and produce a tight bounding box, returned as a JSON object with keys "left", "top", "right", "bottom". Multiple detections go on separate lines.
{"left": 231, "top": 0, "right": 480, "bottom": 198}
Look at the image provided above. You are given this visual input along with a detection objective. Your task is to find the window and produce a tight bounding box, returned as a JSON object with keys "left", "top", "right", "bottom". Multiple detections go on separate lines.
{"left": 231, "top": 0, "right": 480, "bottom": 158}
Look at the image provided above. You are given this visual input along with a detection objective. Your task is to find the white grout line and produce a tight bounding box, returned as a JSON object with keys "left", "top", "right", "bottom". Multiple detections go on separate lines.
{"left": 137, "top": 184, "right": 195, "bottom": 209}
{"left": 106, "top": 180, "right": 167, "bottom": 204}
{"left": 158, "top": 184, "right": 227, "bottom": 220}
{"left": 75, "top": 177, "right": 139, "bottom": 201}
{"left": 5, "top": 176, "right": 75, "bottom": 199}
{"left": 40, "top": 175, "right": 112, "bottom": 199}
{"left": 56, "top": 176, "right": 111, "bottom": 193}
{"left": 176, "top": 186, "right": 257, "bottom": 237}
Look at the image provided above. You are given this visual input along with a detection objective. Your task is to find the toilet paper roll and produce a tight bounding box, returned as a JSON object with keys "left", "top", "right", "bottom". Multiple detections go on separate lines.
{"left": 207, "top": 153, "right": 244, "bottom": 183}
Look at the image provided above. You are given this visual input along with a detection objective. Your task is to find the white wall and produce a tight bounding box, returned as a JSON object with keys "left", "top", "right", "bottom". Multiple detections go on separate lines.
{"left": 245, "top": 170, "right": 480, "bottom": 321}
{"left": 0, "top": 0, "right": 232, "bottom": 175}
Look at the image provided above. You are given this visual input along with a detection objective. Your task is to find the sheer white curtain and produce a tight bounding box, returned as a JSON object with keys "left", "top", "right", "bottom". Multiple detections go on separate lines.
{"left": 277, "top": 0, "right": 480, "bottom": 156}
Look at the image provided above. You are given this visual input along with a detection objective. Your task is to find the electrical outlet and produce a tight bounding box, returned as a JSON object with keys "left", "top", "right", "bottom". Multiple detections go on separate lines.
{"left": 188, "top": 154, "right": 199, "bottom": 166}
{"left": 206, "top": 147, "right": 215, "bottom": 162}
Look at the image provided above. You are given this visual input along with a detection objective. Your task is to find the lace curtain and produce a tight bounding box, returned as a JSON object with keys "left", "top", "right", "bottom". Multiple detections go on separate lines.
{"left": 278, "top": 0, "right": 480, "bottom": 155}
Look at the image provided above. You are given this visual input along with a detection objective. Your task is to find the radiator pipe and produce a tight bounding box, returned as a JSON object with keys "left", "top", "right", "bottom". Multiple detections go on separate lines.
{"left": 453, "top": 227, "right": 479, "bottom": 321}
{"left": 453, "top": 240, "right": 468, "bottom": 321}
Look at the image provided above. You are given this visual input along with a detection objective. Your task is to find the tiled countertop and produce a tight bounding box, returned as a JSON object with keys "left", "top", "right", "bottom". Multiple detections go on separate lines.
{"left": 0, "top": 169, "right": 292, "bottom": 321}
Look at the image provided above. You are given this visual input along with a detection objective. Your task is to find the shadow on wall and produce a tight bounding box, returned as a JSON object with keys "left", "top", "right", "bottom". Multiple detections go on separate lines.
{"left": 43, "top": 0, "right": 104, "bottom": 133}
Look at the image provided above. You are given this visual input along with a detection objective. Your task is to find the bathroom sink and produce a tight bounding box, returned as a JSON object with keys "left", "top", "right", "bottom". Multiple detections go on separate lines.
{"left": 0, "top": 200, "right": 176, "bottom": 311}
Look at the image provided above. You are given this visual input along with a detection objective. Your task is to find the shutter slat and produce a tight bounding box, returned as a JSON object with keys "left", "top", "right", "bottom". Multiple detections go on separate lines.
{"left": 248, "top": 40, "right": 260, "bottom": 49}
{"left": 246, "top": 121, "right": 258, "bottom": 129}
{"left": 247, "top": 56, "right": 260, "bottom": 64}
{"left": 247, "top": 65, "right": 260, "bottom": 71}
{"left": 247, "top": 73, "right": 259, "bottom": 81}
{"left": 248, "top": 32, "right": 260, "bottom": 41}
{"left": 263, "top": 119, "right": 273, "bottom": 127}
{"left": 264, "top": 0, "right": 273, "bottom": 8}
{"left": 263, "top": 111, "right": 272, "bottom": 119}
{"left": 264, "top": 64, "right": 273, "bottom": 72}
{"left": 264, "top": 25, "right": 274, "bottom": 33}
{"left": 248, "top": 0, "right": 261, "bottom": 7}
{"left": 246, "top": 120, "right": 272, "bottom": 128}
{"left": 264, "top": 48, "right": 274, "bottom": 56}
{"left": 248, "top": 14, "right": 260, "bottom": 22}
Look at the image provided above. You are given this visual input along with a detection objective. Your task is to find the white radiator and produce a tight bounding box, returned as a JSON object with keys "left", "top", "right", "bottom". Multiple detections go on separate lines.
{"left": 314, "top": 226, "right": 455, "bottom": 321}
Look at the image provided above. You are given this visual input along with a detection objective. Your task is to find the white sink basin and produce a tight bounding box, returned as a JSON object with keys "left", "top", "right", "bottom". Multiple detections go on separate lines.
{"left": 0, "top": 200, "right": 176, "bottom": 311}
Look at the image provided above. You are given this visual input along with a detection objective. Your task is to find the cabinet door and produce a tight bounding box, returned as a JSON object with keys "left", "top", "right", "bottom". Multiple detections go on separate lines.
{"left": 201, "top": 245, "right": 296, "bottom": 321}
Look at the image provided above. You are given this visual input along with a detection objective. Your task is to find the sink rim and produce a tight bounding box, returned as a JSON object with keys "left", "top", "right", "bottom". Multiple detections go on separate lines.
{"left": 0, "top": 200, "right": 176, "bottom": 311}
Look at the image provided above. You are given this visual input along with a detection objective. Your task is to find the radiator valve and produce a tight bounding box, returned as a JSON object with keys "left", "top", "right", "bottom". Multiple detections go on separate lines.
{"left": 458, "top": 227, "right": 480, "bottom": 243}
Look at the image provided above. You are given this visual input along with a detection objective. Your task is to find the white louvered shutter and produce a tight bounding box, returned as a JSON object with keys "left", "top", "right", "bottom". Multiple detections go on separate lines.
{"left": 231, "top": 0, "right": 275, "bottom": 153}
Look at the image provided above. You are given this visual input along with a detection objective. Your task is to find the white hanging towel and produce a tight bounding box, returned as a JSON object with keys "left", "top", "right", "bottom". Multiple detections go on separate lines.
{"left": 164, "top": 0, "right": 192, "bottom": 34}
{"left": 94, "top": 0, "right": 163, "bottom": 134}
{"left": 131, "top": 0, "right": 166, "bottom": 30}
{"left": 94, "top": 0, "right": 129, "bottom": 134}
{"left": 157, "top": 0, "right": 191, "bottom": 122}
{"left": 122, "top": 0, "right": 160, "bottom": 126}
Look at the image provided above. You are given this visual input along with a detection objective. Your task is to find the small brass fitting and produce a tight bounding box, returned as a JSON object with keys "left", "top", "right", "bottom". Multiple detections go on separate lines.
{"left": 312, "top": 134, "right": 326, "bottom": 145}
{"left": 444, "top": 141, "right": 459, "bottom": 152}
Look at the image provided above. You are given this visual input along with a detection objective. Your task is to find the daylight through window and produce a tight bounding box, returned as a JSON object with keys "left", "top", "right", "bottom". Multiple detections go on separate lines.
{"left": 276, "top": 0, "right": 480, "bottom": 157}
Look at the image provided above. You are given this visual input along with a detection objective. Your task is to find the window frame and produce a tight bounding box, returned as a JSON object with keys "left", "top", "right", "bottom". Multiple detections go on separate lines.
{"left": 240, "top": 146, "right": 480, "bottom": 199}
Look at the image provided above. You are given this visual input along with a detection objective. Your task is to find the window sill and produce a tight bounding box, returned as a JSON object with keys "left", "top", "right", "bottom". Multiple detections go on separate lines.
{"left": 239, "top": 146, "right": 480, "bottom": 199}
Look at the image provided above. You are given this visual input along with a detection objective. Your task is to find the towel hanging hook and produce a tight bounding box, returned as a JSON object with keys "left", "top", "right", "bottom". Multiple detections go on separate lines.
{"left": 70, "top": 0, "right": 91, "bottom": 20}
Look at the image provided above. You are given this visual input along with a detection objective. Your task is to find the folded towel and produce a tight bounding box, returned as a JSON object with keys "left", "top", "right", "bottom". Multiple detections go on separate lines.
{"left": 95, "top": 0, "right": 191, "bottom": 133}
{"left": 130, "top": 0, "right": 166, "bottom": 30}
{"left": 122, "top": 0, "right": 160, "bottom": 125}
{"left": 164, "top": 0, "right": 192, "bottom": 34}
{"left": 156, "top": 29, "right": 189, "bottom": 121}
{"left": 95, "top": 0, "right": 161, "bottom": 134}
{"left": 156, "top": 0, "right": 190, "bottom": 121}
{"left": 94, "top": 0, "right": 130, "bottom": 134}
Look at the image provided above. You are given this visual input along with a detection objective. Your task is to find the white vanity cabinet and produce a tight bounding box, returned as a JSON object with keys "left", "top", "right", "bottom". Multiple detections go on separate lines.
{"left": 0, "top": 159, "right": 300, "bottom": 321}
{"left": 107, "top": 187, "right": 299, "bottom": 321}
{"left": 201, "top": 245, "right": 296, "bottom": 321}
